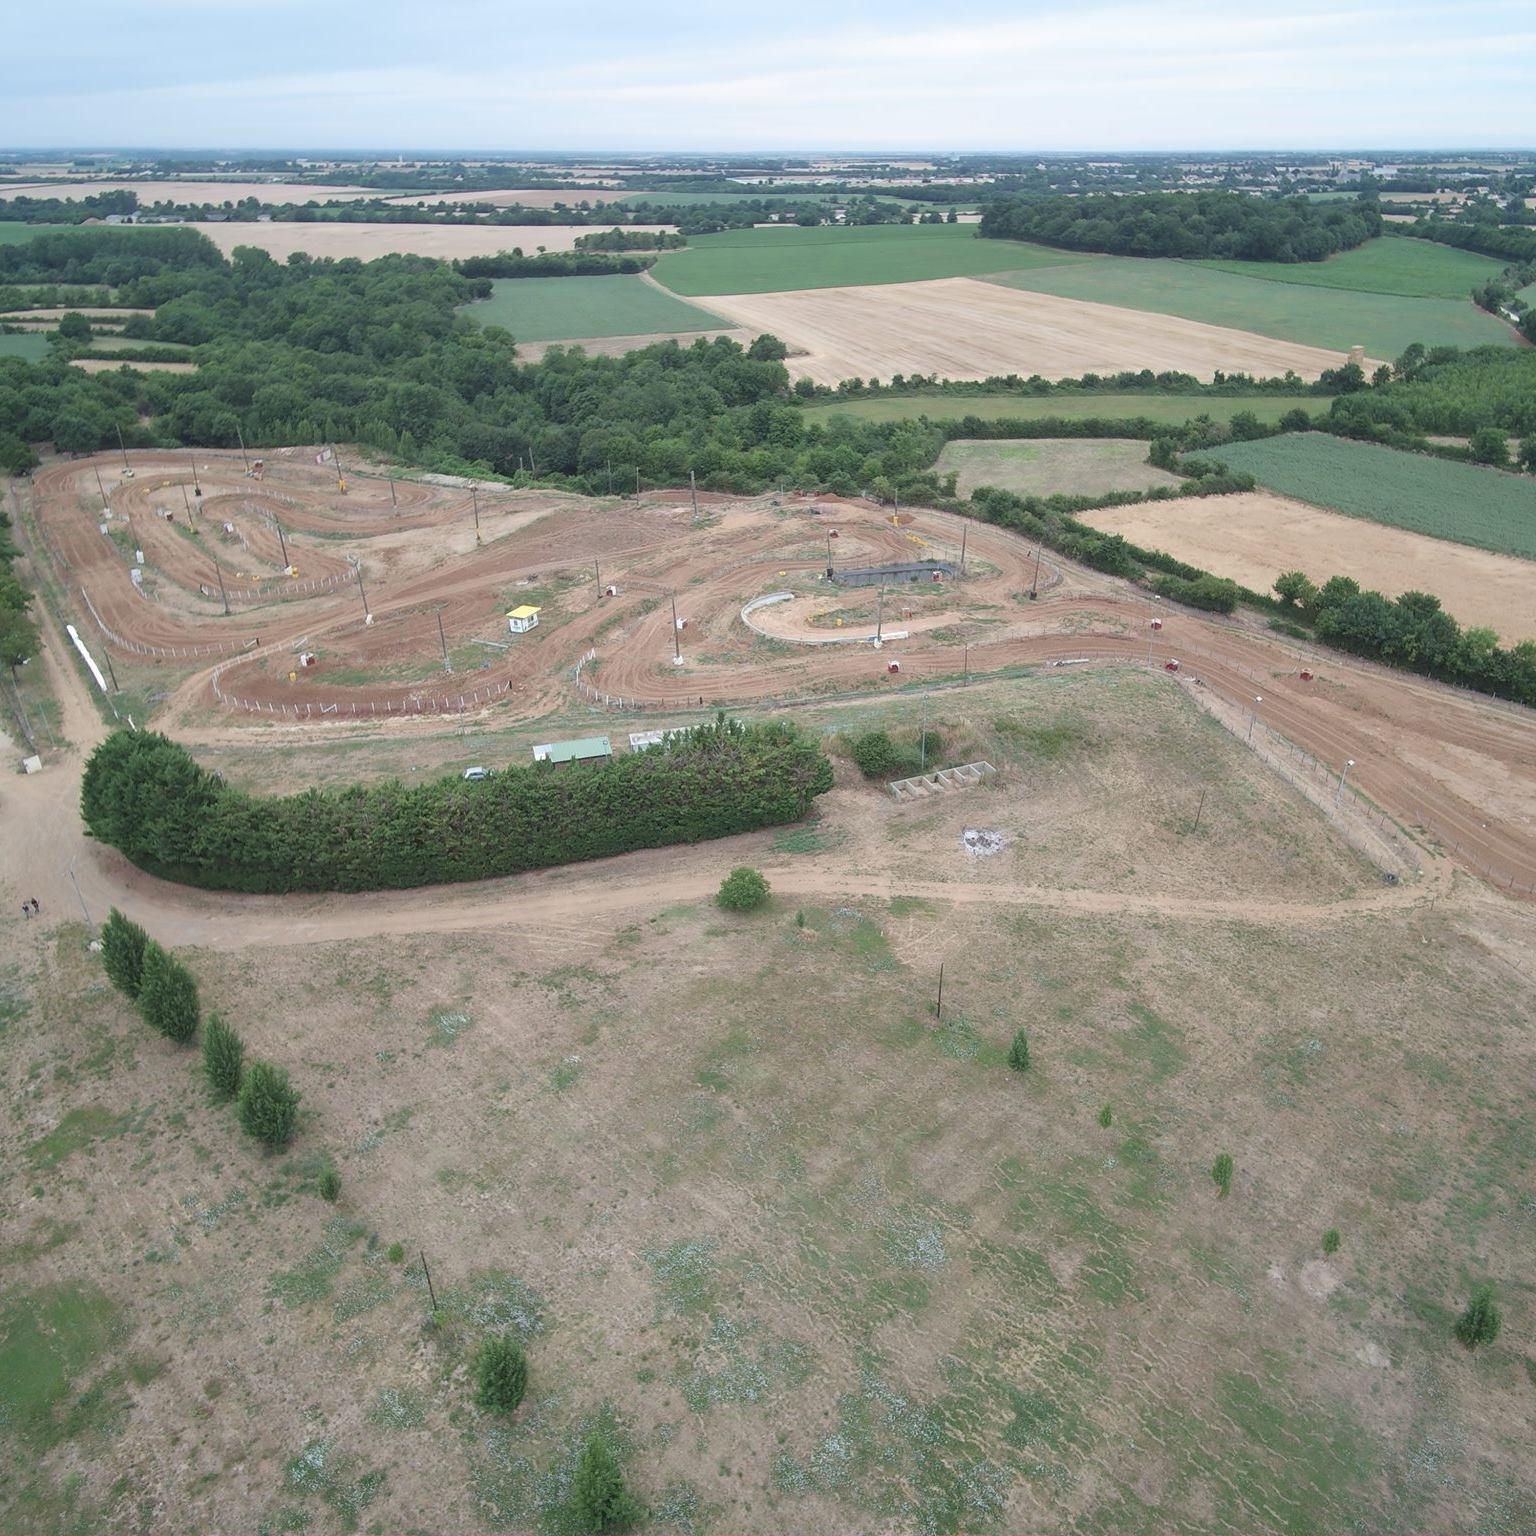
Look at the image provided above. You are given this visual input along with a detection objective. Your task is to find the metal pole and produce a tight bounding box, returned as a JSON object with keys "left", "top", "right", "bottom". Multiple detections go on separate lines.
{"left": 876, "top": 586, "right": 885, "bottom": 644}
{"left": 389, "top": 474, "right": 397, "bottom": 509}
{"left": 963, "top": 645, "right": 969, "bottom": 684}
{"left": 635, "top": 465, "right": 641, "bottom": 495}
{"left": 67, "top": 860, "right": 92, "bottom": 931}
{"left": 606, "top": 460, "right": 613, "bottom": 495}
{"left": 93, "top": 465, "right": 109, "bottom": 510}
{"left": 420, "top": 1250, "right": 438, "bottom": 1313}
{"left": 115, "top": 423, "right": 130, "bottom": 472}
{"left": 356, "top": 565, "right": 371, "bottom": 621}
{"left": 103, "top": 649, "right": 119, "bottom": 692}
{"left": 181, "top": 481, "right": 194, "bottom": 526}
{"left": 935, "top": 962, "right": 944, "bottom": 1021}
{"left": 437, "top": 609, "right": 450, "bottom": 669}
{"left": 1247, "top": 696, "right": 1261, "bottom": 743}
{"left": 594, "top": 561, "right": 601, "bottom": 596}
{"left": 920, "top": 694, "right": 929, "bottom": 771}
{"left": 959, "top": 522, "right": 967, "bottom": 573}
{"left": 1192, "top": 786, "right": 1206, "bottom": 832}
{"left": 689, "top": 469, "right": 699, "bottom": 517}
{"left": 1030, "top": 543, "right": 1042, "bottom": 599}
{"left": 235, "top": 423, "right": 250, "bottom": 475}
{"left": 1334, "top": 758, "right": 1355, "bottom": 805}
{"left": 214, "top": 555, "right": 230, "bottom": 615}
{"left": 826, "top": 530, "right": 833, "bottom": 575}
{"left": 190, "top": 452, "right": 201, "bottom": 497}
{"left": 670, "top": 591, "right": 681, "bottom": 661}
{"left": 472, "top": 487, "right": 480, "bottom": 541}
{"left": 274, "top": 518, "right": 289, "bottom": 569}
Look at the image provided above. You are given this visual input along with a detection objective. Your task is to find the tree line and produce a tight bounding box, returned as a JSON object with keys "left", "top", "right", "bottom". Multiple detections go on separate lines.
{"left": 979, "top": 191, "right": 1382, "bottom": 261}
{"left": 81, "top": 716, "right": 835, "bottom": 895}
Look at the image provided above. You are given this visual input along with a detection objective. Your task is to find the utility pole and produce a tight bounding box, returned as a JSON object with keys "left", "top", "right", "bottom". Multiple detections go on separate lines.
{"left": 669, "top": 590, "right": 681, "bottom": 662}
{"left": 875, "top": 585, "right": 885, "bottom": 644}
{"left": 826, "top": 529, "right": 834, "bottom": 578}
{"left": 235, "top": 422, "right": 250, "bottom": 475}
{"left": 635, "top": 465, "right": 641, "bottom": 496}
{"left": 471, "top": 486, "right": 481, "bottom": 542}
{"left": 420, "top": 1251, "right": 438, "bottom": 1314}
{"left": 963, "top": 645, "right": 969, "bottom": 685}
{"left": 273, "top": 518, "right": 289, "bottom": 569}
{"left": 67, "top": 859, "right": 93, "bottom": 932}
{"left": 1247, "top": 695, "right": 1262, "bottom": 744}
{"left": 115, "top": 423, "right": 131, "bottom": 473}
{"left": 689, "top": 469, "right": 699, "bottom": 517}
{"left": 1334, "top": 758, "right": 1355, "bottom": 805}
{"left": 1030, "top": 543, "right": 1043, "bottom": 600}
{"left": 355, "top": 564, "right": 372, "bottom": 622}
{"left": 102, "top": 648, "right": 119, "bottom": 693}
{"left": 920, "top": 694, "right": 929, "bottom": 771}
{"left": 181, "top": 481, "right": 194, "bottom": 527}
{"left": 594, "top": 561, "right": 601, "bottom": 597}
{"left": 93, "top": 465, "right": 109, "bottom": 511}
{"left": 190, "top": 452, "right": 201, "bottom": 498}
{"left": 959, "top": 522, "right": 968, "bottom": 574}
{"left": 437, "top": 609, "right": 450, "bottom": 670}
{"left": 606, "top": 459, "right": 613, "bottom": 495}
{"left": 213, "top": 554, "right": 230, "bottom": 615}
{"left": 934, "top": 962, "right": 944, "bottom": 1021}
{"left": 389, "top": 474, "right": 397, "bottom": 510}
{"left": 1192, "top": 786, "right": 1207, "bottom": 832}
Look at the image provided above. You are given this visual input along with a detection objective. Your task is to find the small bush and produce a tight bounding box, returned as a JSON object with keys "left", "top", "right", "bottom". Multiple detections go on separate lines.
{"left": 100, "top": 908, "right": 149, "bottom": 998}
{"left": 717, "top": 866, "right": 769, "bottom": 912}
{"left": 387, "top": 1242, "right": 405, "bottom": 1264}
{"left": 473, "top": 1333, "right": 529, "bottom": 1413}
{"left": 848, "top": 729, "right": 906, "bottom": 779}
{"left": 1211, "top": 1152, "right": 1234, "bottom": 1198}
{"left": 138, "top": 941, "right": 200, "bottom": 1044}
{"left": 571, "top": 1433, "right": 639, "bottom": 1533}
{"left": 317, "top": 1167, "right": 341, "bottom": 1203}
{"left": 1098, "top": 1104, "right": 1113, "bottom": 1128}
{"left": 1007, "top": 1030, "right": 1031, "bottom": 1072}
{"left": 237, "top": 1060, "right": 299, "bottom": 1147}
{"left": 201, "top": 1012, "right": 244, "bottom": 1101}
{"left": 1454, "top": 1282, "right": 1502, "bottom": 1349}
{"left": 1321, "top": 1228, "right": 1340, "bottom": 1256}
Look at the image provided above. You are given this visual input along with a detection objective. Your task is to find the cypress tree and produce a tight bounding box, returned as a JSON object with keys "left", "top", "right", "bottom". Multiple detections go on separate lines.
{"left": 201, "top": 1011, "right": 244, "bottom": 1101}
{"left": 1008, "top": 1030, "right": 1031, "bottom": 1072}
{"left": 101, "top": 907, "right": 150, "bottom": 998}
{"left": 570, "top": 1434, "right": 638, "bottom": 1533}
{"left": 138, "top": 941, "right": 199, "bottom": 1043}
{"left": 473, "top": 1333, "right": 528, "bottom": 1413}
{"left": 237, "top": 1060, "right": 299, "bottom": 1147}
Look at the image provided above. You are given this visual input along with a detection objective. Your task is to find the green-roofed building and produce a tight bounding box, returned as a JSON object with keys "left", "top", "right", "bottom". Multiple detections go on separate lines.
{"left": 532, "top": 736, "right": 612, "bottom": 766}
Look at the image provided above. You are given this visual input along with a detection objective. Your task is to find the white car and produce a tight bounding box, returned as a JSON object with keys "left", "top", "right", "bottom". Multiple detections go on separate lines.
{"left": 462, "top": 766, "right": 490, "bottom": 782}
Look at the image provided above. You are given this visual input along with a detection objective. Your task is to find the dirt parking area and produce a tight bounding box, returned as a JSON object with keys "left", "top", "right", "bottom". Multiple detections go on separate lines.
{"left": 694, "top": 277, "right": 1353, "bottom": 385}
{"left": 1079, "top": 490, "right": 1536, "bottom": 642}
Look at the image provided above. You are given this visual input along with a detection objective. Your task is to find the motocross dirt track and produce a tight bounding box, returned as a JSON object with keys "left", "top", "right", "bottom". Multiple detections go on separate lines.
{"left": 13, "top": 449, "right": 1536, "bottom": 929}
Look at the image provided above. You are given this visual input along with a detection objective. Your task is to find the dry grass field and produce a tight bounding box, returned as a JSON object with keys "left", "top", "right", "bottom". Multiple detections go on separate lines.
{"left": 4, "top": 671, "right": 1534, "bottom": 1536}
{"left": 187, "top": 223, "right": 673, "bottom": 260}
{"left": 382, "top": 189, "right": 620, "bottom": 209}
{"left": 697, "top": 278, "right": 1355, "bottom": 385}
{"left": 936, "top": 438, "right": 1185, "bottom": 498}
{"left": 1078, "top": 491, "right": 1536, "bottom": 642}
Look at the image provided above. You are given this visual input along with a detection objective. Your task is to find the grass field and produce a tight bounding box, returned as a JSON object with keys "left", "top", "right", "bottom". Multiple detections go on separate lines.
{"left": 651, "top": 223, "right": 1087, "bottom": 296}
{"left": 3, "top": 673, "right": 1532, "bottom": 1535}
{"left": 1193, "top": 237, "right": 1504, "bottom": 299}
{"left": 0, "top": 224, "right": 78, "bottom": 244}
{"left": 0, "top": 332, "right": 50, "bottom": 360}
{"left": 803, "top": 392, "right": 1327, "bottom": 425}
{"left": 987, "top": 258, "right": 1511, "bottom": 360}
{"left": 1210, "top": 433, "right": 1536, "bottom": 561}
{"left": 459, "top": 276, "right": 728, "bottom": 343}
{"left": 935, "top": 437, "right": 1184, "bottom": 496}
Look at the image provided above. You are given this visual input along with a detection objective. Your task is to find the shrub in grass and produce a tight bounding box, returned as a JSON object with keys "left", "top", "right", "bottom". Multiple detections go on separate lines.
{"left": 848, "top": 730, "right": 907, "bottom": 779}
{"left": 473, "top": 1333, "right": 528, "bottom": 1413}
{"left": 571, "top": 1434, "right": 639, "bottom": 1533}
{"left": 237, "top": 1060, "right": 299, "bottom": 1147}
{"left": 1098, "top": 1104, "right": 1113, "bottom": 1128}
{"left": 1454, "top": 1283, "right": 1501, "bottom": 1349}
{"left": 201, "top": 1011, "right": 244, "bottom": 1101}
{"left": 717, "top": 866, "right": 769, "bottom": 912}
{"left": 317, "top": 1167, "right": 341, "bottom": 1203}
{"left": 1211, "top": 1152, "right": 1234, "bottom": 1198}
{"left": 138, "top": 941, "right": 199, "bottom": 1044}
{"left": 1322, "top": 1228, "right": 1341, "bottom": 1256}
{"left": 1007, "top": 1030, "right": 1031, "bottom": 1072}
{"left": 387, "top": 1242, "right": 405, "bottom": 1264}
{"left": 100, "top": 907, "right": 149, "bottom": 998}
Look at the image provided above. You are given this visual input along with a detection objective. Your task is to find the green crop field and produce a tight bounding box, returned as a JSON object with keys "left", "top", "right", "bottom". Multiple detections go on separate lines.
{"left": 0, "top": 224, "right": 79, "bottom": 244}
{"left": 0, "top": 333, "right": 50, "bottom": 360}
{"left": 803, "top": 392, "right": 1327, "bottom": 426}
{"left": 986, "top": 257, "right": 1512, "bottom": 360}
{"left": 1193, "top": 237, "right": 1504, "bottom": 299}
{"left": 459, "top": 275, "right": 729, "bottom": 343}
{"left": 1212, "top": 433, "right": 1536, "bottom": 560}
{"left": 651, "top": 223, "right": 1088, "bottom": 296}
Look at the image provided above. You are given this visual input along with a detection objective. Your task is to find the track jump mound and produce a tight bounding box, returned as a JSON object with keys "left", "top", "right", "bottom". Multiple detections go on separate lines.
{"left": 831, "top": 560, "right": 958, "bottom": 587}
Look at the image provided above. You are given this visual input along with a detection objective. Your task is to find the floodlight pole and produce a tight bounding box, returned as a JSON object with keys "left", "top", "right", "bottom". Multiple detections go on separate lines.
{"left": 606, "top": 459, "right": 613, "bottom": 495}
{"left": 389, "top": 474, "right": 397, "bottom": 509}
{"left": 669, "top": 590, "right": 681, "bottom": 661}
{"left": 93, "top": 465, "right": 109, "bottom": 511}
{"left": 67, "top": 859, "right": 93, "bottom": 932}
{"left": 102, "top": 648, "right": 119, "bottom": 693}
{"left": 1247, "top": 695, "right": 1262, "bottom": 744}
{"left": 1192, "top": 786, "right": 1207, "bottom": 831}
{"left": 594, "top": 561, "right": 601, "bottom": 596}
{"left": 1030, "top": 543, "right": 1042, "bottom": 599}
{"left": 190, "top": 452, "right": 201, "bottom": 497}
{"left": 689, "top": 469, "right": 699, "bottom": 517}
{"left": 471, "top": 487, "right": 481, "bottom": 542}
{"left": 273, "top": 518, "right": 289, "bottom": 569}
{"left": 235, "top": 422, "right": 250, "bottom": 475}
{"left": 213, "top": 554, "right": 231, "bottom": 615}
{"left": 355, "top": 564, "right": 371, "bottom": 621}
{"left": 935, "top": 961, "right": 944, "bottom": 1021}
{"left": 181, "top": 482, "right": 194, "bottom": 526}
{"left": 115, "top": 423, "right": 130, "bottom": 472}
{"left": 876, "top": 586, "right": 885, "bottom": 644}
{"left": 420, "top": 1250, "right": 438, "bottom": 1313}
{"left": 920, "top": 694, "right": 929, "bottom": 771}
{"left": 963, "top": 645, "right": 969, "bottom": 685}
{"left": 959, "top": 522, "right": 968, "bottom": 573}
{"left": 826, "top": 530, "right": 833, "bottom": 574}
{"left": 437, "top": 609, "right": 450, "bottom": 670}
{"left": 1335, "top": 758, "right": 1355, "bottom": 805}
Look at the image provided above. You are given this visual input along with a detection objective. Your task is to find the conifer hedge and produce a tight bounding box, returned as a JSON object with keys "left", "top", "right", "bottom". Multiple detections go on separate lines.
{"left": 81, "top": 716, "right": 833, "bottom": 895}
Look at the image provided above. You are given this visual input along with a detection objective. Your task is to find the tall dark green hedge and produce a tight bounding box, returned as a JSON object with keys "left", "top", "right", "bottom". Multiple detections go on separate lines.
{"left": 81, "top": 716, "right": 833, "bottom": 895}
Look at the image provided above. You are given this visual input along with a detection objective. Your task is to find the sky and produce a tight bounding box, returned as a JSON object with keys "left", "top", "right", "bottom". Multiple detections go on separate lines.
{"left": 4, "top": 0, "right": 1534, "bottom": 154}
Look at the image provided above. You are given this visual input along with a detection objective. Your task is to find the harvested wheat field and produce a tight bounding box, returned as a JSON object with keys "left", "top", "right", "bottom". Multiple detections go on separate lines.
{"left": 382, "top": 188, "right": 621, "bottom": 209}
{"left": 1080, "top": 490, "right": 1536, "bottom": 641}
{"left": 697, "top": 277, "right": 1356, "bottom": 385}
{"left": 188, "top": 222, "right": 673, "bottom": 260}
{"left": 68, "top": 357, "right": 199, "bottom": 374}
{"left": 515, "top": 328, "right": 752, "bottom": 362}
